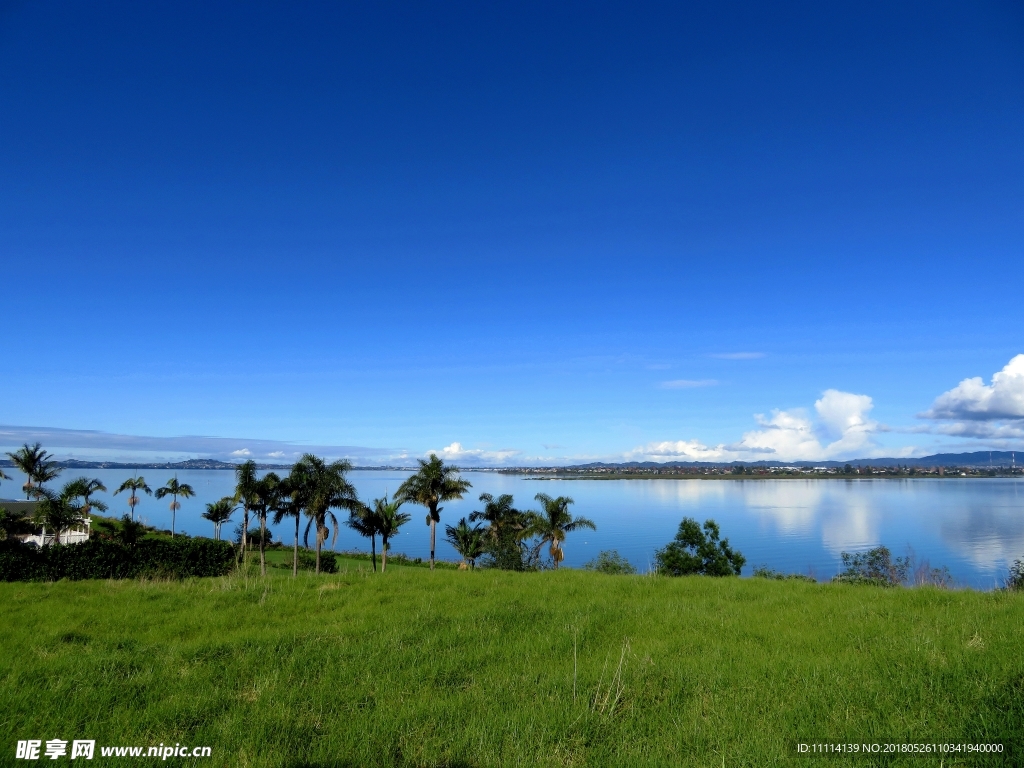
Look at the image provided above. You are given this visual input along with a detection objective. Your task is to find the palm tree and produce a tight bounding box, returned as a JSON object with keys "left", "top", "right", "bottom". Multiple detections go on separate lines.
{"left": 64, "top": 477, "right": 109, "bottom": 517}
{"left": 445, "top": 517, "right": 485, "bottom": 569}
{"left": 375, "top": 494, "right": 410, "bottom": 572}
{"left": 234, "top": 460, "right": 258, "bottom": 561}
{"left": 530, "top": 493, "right": 596, "bottom": 569}
{"left": 95, "top": 514, "right": 148, "bottom": 548}
{"left": 6, "top": 443, "right": 62, "bottom": 499}
{"left": 250, "top": 472, "right": 285, "bottom": 576}
{"left": 114, "top": 476, "right": 151, "bottom": 521}
{"left": 155, "top": 476, "right": 195, "bottom": 538}
{"left": 469, "top": 493, "right": 531, "bottom": 545}
{"left": 346, "top": 501, "right": 381, "bottom": 571}
{"left": 396, "top": 454, "right": 471, "bottom": 571}
{"left": 272, "top": 487, "right": 302, "bottom": 578}
{"left": 33, "top": 482, "right": 88, "bottom": 545}
{"left": 202, "top": 497, "right": 237, "bottom": 541}
{"left": 0, "top": 468, "right": 10, "bottom": 492}
{"left": 290, "top": 454, "right": 360, "bottom": 574}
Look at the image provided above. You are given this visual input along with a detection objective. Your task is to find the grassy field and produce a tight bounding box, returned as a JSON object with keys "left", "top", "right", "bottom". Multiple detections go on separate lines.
{"left": 2, "top": 566, "right": 1022, "bottom": 767}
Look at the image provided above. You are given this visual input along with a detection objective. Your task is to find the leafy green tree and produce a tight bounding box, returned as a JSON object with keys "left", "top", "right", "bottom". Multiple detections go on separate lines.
{"left": 396, "top": 454, "right": 471, "bottom": 571}
{"left": 64, "top": 477, "right": 109, "bottom": 516}
{"left": 290, "top": 454, "right": 360, "bottom": 574}
{"left": 33, "top": 482, "right": 88, "bottom": 545}
{"left": 835, "top": 546, "right": 909, "bottom": 586}
{"left": 155, "top": 476, "right": 195, "bottom": 538}
{"left": 95, "top": 514, "right": 148, "bottom": 548}
{"left": 583, "top": 550, "right": 637, "bottom": 575}
{"left": 445, "top": 517, "right": 485, "bottom": 569}
{"left": 250, "top": 472, "right": 285, "bottom": 576}
{"left": 530, "top": 493, "right": 595, "bottom": 569}
{"left": 346, "top": 501, "right": 382, "bottom": 571}
{"left": 114, "top": 477, "right": 152, "bottom": 521}
{"left": 1008, "top": 558, "right": 1024, "bottom": 591}
{"left": 655, "top": 518, "right": 745, "bottom": 576}
{"left": 374, "top": 494, "right": 410, "bottom": 572}
{"left": 0, "top": 506, "right": 33, "bottom": 539}
{"left": 234, "top": 460, "right": 259, "bottom": 560}
{"left": 469, "top": 492, "right": 534, "bottom": 570}
{"left": 5, "top": 442, "right": 62, "bottom": 499}
{"left": 202, "top": 497, "right": 237, "bottom": 541}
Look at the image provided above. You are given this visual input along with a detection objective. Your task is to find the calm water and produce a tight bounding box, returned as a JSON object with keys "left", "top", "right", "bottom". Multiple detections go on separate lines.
{"left": 6, "top": 469, "right": 1024, "bottom": 588}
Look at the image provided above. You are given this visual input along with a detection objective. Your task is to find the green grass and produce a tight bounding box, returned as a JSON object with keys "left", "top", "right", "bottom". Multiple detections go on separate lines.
{"left": 2, "top": 569, "right": 1022, "bottom": 767}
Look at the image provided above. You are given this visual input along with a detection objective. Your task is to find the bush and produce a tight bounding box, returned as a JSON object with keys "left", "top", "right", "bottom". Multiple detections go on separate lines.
{"left": 0, "top": 538, "right": 236, "bottom": 582}
{"left": 479, "top": 533, "right": 541, "bottom": 571}
{"left": 583, "top": 550, "right": 637, "bottom": 575}
{"left": 752, "top": 565, "right": 816, "bottom": 582}
{"left": 655, "top": 518, "right": 745, "bottom": 576}
{"left": 1008, "top": 559, "right": 1024, "bottom": 590}
{"left": 296, "top": 549, "right": 338, "bottom": 574}
{"left": 834, "top": 546, "right": 909, "bottom": 586}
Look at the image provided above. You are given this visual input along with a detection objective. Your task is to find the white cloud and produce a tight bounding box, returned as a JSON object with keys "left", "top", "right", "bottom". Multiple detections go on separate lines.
{"left": 660, "top": 379, "right": 718, "bottom": 389}
{"left": 0, "top": 425, "right": 397, "bottom": 464}
{"left": 428, "top": 442, "right": 522, "bottom": 465}
{"left": 924, "top": 355, "right": 1024, "bottom": 421}
{"left": 626, "top": 439, "right": 729, "bottom": 461}
{"left": 627, "top": 389, "right": 883, "bottom": 462}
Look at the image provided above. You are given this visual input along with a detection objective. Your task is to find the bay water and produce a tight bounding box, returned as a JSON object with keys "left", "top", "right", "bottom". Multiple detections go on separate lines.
{"left": 7, "top": 469, "right": 1024, "bottom": 588}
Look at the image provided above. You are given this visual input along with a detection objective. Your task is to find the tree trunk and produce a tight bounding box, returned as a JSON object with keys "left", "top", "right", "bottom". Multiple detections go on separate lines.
{"left": 315, "top": 523, "right": 321, "bottom": 574}
{"left": 242, "top": 509, "right": 249, "bottom": 560}
{"left": 382, "top": 537, "right": 387, "bottom": 572}
{"left": 260, "top": 515, "right": 267, "bottom": 576}
{"left": 171, "top": 494, "right": 177, "bottom": 537}
{"left": 371, "top": 534, "right": 377, "bottom": 572}
{"left": 293, "top": 515, "right": 299, "bottom": 577}
{"left": 429, "top": 502, "right": 437, "bottom": 571}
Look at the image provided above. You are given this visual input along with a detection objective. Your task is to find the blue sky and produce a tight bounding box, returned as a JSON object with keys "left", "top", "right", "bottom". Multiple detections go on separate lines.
{"left": 1, "top": 1, "right": 1022, "bottom": 466}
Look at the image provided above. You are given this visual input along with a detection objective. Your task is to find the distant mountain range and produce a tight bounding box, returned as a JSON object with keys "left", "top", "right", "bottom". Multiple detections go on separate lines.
{"left": 0, "top": 457, "right": 414, "bottom": 471}
{"left": 569, "top": 450, "right": 1022, "bottom": 470}
{"left": 0, "top": 458, "right": 289, "bottom": 471}
{"left": 0, "top": 450, "right": 1019, "bottom": 471}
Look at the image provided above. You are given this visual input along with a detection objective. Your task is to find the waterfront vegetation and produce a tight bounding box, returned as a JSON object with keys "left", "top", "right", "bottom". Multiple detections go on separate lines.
{"left": 2, "top": 567, "right": 1023, "bottom": 766}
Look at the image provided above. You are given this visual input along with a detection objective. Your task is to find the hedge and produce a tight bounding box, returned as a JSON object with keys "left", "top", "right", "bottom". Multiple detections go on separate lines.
{"left": 0, "top": 538, "right": 236, "bottom": 582}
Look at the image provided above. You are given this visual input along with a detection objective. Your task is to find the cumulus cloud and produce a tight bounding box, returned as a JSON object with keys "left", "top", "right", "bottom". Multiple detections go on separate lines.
{"left": 660, "top": 379, "right": 718, "bottom": 389}
{"left": 627, "top": 389, "right": 882, "bottom": 462}
{"left": 230, "top": 449, "right": 252, "bottom": 457}
{"left": 428, "top": 442, "right": 522, "bottom": 465}
{"left": 924, "top": 355, "right": 1024, "bottom": 421}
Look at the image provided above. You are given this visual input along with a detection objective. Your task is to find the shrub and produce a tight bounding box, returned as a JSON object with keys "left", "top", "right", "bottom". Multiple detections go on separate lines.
{"left": 834, "top": 546, "right": 909, "bottom": 586}
{"left": 583, "top": 550, "right": 637, "bottom": 575}
{"left": 752, "top": 565, "right": 816, "bottom": 582}
{"left": 1008, "top": 559, "right": 1024, "bottom": 590}
{"left": 0, "top": 537, "right": 236, "bottom": 582}
{"left": 296, "top": 550, "right": 338, "bottom": 574}
{"left": 655, "top": 518, "right": 745, "bottom": 576}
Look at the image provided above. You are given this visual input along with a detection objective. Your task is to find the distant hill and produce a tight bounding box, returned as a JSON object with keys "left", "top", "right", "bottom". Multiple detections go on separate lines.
{"left": 0, "top": 458, "right": 292, "bottom": 471}
{"left": 568, "top": 450, "right": 1022, "bottom": 470}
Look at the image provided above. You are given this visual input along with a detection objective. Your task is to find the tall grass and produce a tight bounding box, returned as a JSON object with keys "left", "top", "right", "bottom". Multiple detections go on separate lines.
{"left": 1, "top": 567, "right": 1022, "bottom": 766}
